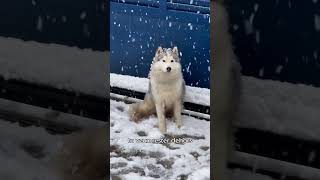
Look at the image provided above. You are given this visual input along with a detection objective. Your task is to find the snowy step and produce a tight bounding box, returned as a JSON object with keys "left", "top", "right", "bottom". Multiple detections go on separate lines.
{"left": 110, "top": 73, "right": 210, "bottom": 116}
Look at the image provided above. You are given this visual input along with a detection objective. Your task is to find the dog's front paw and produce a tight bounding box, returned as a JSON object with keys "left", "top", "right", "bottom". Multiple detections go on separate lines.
{"left": 176, "top": 123, "right": 182, "bottom": 129}
{"left": 175, "top": 118, "right": 182, "bottom": 129}
{"left": 159, "top": 124, "right": 167, "bottom": 134}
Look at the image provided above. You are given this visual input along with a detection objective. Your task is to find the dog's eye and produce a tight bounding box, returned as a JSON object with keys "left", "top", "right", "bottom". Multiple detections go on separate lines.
{"left": 162, "top": 60, "right": 165, "bottom": 62}
{"left": 171, "top": 60, "right": 174, "bottom": 62}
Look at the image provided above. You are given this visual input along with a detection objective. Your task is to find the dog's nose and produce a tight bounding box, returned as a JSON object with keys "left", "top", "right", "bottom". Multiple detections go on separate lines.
{"left": 167, "top": 67, "right": 171, "bottom": 72}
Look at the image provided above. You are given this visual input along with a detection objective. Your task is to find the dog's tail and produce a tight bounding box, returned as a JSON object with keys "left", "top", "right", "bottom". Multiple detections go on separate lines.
{"left": 128, "top": 94, "right": 155, "bottom": 122}
{"left": 51, "top": 126, "right": 107, "bottom": 180}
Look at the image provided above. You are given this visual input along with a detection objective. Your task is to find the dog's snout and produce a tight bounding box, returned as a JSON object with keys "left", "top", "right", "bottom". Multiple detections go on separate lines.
{"left": 167, "top": 67, "right": 171, "bottom": 72}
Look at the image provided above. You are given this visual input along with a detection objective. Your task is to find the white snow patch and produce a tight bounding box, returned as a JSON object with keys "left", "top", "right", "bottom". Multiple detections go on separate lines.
{"left": 188, "top": 167, "right": 210, "bottom": 180}
{"left": 237, "top": 76, "right": 320, "bottom": 141}
{"left": 0, "top": 37, "right": 108, "bottom": 97}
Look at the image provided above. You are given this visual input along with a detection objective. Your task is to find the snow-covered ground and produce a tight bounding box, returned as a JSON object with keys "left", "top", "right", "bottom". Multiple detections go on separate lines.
{"left": 0, "top": 120, "right": 62, "bottom": 180}
{"left": 0, "top": 98, "right": 105, "bottom": 180}
{"left": 110, "top": 100, "right": 210, "bottom": 179}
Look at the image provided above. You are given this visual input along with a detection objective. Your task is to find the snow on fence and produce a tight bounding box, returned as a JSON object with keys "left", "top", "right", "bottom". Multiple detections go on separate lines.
{"left": 232, "top": 76, "right": 320, "bottom": 179}
{"left": 0, "top": 37, "right": 108, "bottom": 98}
{"left": 0, "top": 37, "right": 108, "bottom": 121}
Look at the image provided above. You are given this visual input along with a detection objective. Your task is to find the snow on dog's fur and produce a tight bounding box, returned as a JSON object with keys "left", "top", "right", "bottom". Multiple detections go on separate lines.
{"left": 128, "top": 46, "right": 186, "bottom": 133}
{"left": 212, "top": 0, "right": 242, "bottom": 180}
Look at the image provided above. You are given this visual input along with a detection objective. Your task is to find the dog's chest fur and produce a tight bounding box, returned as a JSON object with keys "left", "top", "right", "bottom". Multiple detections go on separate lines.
{"left": 150, "top": 75, "right": 183, "bottom": 107}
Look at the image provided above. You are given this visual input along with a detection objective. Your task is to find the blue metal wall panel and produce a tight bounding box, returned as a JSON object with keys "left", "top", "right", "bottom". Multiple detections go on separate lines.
{"left": 229, "top": 0, "right": 320, "bottom": 87}
{"left": 0, "top": 0, "right": 108, "bottom": 51}
{"left": 110, "top": 0, "right": 210, "bottom": 88}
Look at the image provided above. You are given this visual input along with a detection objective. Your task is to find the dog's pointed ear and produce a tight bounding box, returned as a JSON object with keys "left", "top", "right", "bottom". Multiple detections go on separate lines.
{"left": 172, "top": 46, "right": 179, "bottom": 55}
{"left": 156, "top": 46, "right": 164, "bottom": 56}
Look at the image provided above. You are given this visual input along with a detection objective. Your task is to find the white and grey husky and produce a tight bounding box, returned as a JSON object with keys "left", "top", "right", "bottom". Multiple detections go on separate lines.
{"left": 212, "top": 0, "right": 241, "bottom": 180}
{"left": 129, "top": 46, "right": 185, "bottom": 133}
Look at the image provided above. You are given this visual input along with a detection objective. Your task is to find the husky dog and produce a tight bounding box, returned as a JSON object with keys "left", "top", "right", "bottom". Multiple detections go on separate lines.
{"left": 212, "top": 0, "right": 242, "bottom": 180}
{"left": 51, "top": 126, "right": 107, "bottom": 180}
{"left": 128, "top": 46, "right": 185, "bottom": 133}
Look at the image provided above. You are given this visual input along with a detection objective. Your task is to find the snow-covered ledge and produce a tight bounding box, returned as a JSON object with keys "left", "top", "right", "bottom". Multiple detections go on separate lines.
{"left": 0, "top": 37, "right": 108, "bottom": 98}
{"left": 110, "top": 73, "right": 210, "bottom": 106}
{"left": 239, "top": 76, "right": 320, "bottom": 142}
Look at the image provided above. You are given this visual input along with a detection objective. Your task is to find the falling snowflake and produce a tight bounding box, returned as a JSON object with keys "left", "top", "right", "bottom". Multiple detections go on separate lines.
{"left": 80, "top": 11, "right": 86, "bottom": 20}
{"left": 37, "top": 16, "right": 43, "bottom": 32}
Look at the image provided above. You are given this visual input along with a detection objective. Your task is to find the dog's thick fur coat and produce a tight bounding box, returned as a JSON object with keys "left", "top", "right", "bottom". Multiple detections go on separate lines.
{"left": 51, "top": 126, "right": 107, "bottom": 180}
{"left": 212, "top": 1, "right": 241, "bottom": 180}
{"left": 129, "top": 46, "right": 185, "bottom": 133}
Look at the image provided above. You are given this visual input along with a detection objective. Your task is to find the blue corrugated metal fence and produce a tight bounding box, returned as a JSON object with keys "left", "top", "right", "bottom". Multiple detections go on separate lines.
{"left": 110, "top": 0, "right": 210, "bottom": 88}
